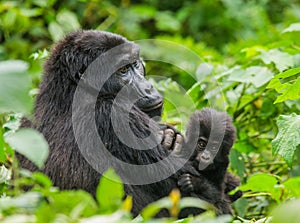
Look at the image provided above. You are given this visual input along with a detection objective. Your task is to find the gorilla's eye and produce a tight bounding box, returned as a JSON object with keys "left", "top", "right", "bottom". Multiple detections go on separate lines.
{"left": 133, "top": 60, "right": 140, "bottom": 68}
{"left": 118, "top": 66, "right": 128, "bottom": 74}
{"left": 197, "top": 138, "right": 207, "bottom": 150}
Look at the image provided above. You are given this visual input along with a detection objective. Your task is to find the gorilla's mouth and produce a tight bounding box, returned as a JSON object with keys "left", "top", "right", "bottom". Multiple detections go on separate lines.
{"left": 142, "top": 101, "right": 163, "bottom": 112}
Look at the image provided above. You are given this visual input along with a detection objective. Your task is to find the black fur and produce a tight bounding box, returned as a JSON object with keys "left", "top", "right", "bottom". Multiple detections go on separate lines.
{"left": 17, "top": 30, "right": 198, "bottom": 217}
{"left": 178, "top": 108, "right": 242, "bottom": 215}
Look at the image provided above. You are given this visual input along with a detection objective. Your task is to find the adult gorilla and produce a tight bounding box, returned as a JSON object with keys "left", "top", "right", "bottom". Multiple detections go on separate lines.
{"left": 18, "top": 30, "right": 197, "bottom": 216}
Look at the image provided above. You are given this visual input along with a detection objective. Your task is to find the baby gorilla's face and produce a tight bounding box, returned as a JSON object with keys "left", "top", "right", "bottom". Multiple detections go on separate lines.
{"left": 193, "top": 136, "right": 221, "bottom": 171}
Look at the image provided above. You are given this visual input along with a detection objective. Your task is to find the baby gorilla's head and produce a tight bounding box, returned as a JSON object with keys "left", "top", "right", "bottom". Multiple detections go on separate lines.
{"left": 184, "top": 108, "right": 236, "bottom": 171}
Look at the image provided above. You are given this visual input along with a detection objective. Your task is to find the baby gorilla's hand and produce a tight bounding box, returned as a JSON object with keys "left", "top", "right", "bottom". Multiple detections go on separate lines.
{"left": 178, "top": 173, "right": 195, "bottom": 193}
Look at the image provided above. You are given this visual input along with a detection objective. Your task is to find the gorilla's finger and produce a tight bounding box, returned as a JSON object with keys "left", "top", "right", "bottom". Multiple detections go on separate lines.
{"left": 173, "top": 134, "right": 183, "bottom": 155}
{"left": 155, "top": 130, "right": 164, "bottom": 144}
{"left": 162, "top": 128, "right": 175, "bottom": 150}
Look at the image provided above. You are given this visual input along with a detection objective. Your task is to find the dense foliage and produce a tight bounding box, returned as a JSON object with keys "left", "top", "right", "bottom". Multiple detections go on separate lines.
{"left": 1, "top": 0, "right": 300, "bottom": 222}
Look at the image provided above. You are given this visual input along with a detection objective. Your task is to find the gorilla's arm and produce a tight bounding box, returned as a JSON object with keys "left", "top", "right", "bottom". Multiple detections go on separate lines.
{"left": 224, "top": 172, "right": 243, "bottom": 202}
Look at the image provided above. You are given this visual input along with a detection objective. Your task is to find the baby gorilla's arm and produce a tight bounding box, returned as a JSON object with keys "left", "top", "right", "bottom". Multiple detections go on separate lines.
{"left": 178, "top": 173, "right": 232, "bottom": 215}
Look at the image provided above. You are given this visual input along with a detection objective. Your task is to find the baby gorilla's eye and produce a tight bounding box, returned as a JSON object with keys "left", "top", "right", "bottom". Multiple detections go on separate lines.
{"left": 197, "top": 139, "right": 207, "bottom": 150}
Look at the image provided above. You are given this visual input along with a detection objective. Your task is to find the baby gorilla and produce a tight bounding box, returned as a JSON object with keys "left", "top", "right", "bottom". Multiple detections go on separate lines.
{"left": 178, "top": 108, "right": 242, "bottom": 215}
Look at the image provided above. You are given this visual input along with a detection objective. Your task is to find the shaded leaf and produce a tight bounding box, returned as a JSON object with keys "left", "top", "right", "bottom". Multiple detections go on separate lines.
{"left": 271, "top": 199, "right": 300, "bottom": 223}
{"left": 0, "top": 60, "right": 33, "bottom": 114}
{"left": 5, "top": 128, "right": 49, "bottom": 169}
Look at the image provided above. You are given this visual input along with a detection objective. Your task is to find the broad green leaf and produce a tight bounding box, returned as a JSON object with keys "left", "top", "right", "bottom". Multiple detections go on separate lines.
{"left": 274, "top": 77, "right": 300, "bottom": 103}
{"left": 36, "top": 190, "right": 98, "bottom": 222}
{"left": 96, "top": 169, "right": 124, "bottom": 213}
{"left": 276, "top": 67, "right": 300, "bottom": 79}
{"left": 0, "top": 60, "right": 33, "bottom": 114}
{"left": 283, "top": 177, "right": 300, "bottom": 197}
{"left": 48, "top": 22, "right": 65, "bottom": 42}
{"left": 259, "top": 49, "right": 294, "bottom": 72}
{"left": 155, "top": 12, "right": 180, "bottom": 32}
{"left": 179, "top": 197, "right": 215, "bottom": 211}
{"left": 0, "top": 192, "right": 42, "bottom": 211}
{"left": 0, "top": 215, "right": 36, "bottom": 223}
{"left": 233, "top": 197, "right": 248, "bottom": 218}
{"left": 5, "top": 128, "right": 49, "bottom": 169}
{"left": 57, "top": 11, "right": 81, "bottom": 32}
{"left": 229, "top": 149, "right": 245, "bottom": 179}
{"left": 80, "top": 211, "right": 131, "bottom": 223}
{"left": 228, "top": 66, "right": 273, "bottom": 88}
{"left": 266, "top": 78, "right": 290, "bottom": 93}
{"left": 283, "top": 23, "right": 300, "bottom": 33}
{"left": 141, "top": 197, "right": 171, "bottom": 220}
{"left": 271, "top": 199, "right": 300, "bottom": 223}
{"left": 272, "top": 114, "right": 300, "bottom": 166}
{"left": 267, "top": 68, "right": 300, "bottom": 103}
{"left": 239, "top": 173, "right": 277, "bottom": 193}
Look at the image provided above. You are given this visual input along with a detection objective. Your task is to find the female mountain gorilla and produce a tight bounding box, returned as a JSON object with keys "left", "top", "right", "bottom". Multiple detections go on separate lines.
{"left": 17, "top": 30, "right": 197, "bottom": 217}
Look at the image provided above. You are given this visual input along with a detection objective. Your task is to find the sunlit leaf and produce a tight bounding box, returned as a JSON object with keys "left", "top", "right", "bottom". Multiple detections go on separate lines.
{"left": 274, "top": 77, "right": 300, "bottom": 103}
{"left": 272, "top": 113, "right": 300, "bottom": 166}
{"left": 239, "top": 173, "right": 277, "bottom": 192}
{"left": 228, "top": 66, "right": 273, "bottom": 88}
{"left": 259, "top": 49, "right": 294, "bottom": 72}
{"left": 96, "top": 169, "right": 124, "bottom": 214}
{"left": 283, "top": 23, "right": 300, "bottom": 33}
{"left": 283, "top": 177, "right": 300, "bottom": 197}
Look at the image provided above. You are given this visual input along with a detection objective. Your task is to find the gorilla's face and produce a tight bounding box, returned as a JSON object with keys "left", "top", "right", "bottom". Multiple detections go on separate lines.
{"left": 112, "top": 58, "right": 163, "bottom": 118}
{"left": 60, "top": 30, "right": 163, "bottom": 118}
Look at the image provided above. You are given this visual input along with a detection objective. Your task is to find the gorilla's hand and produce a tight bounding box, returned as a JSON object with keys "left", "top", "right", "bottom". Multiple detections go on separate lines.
{"left": 157, "top": 124, "right": 183, "bottom": 154}
{"left": 178, "top": 173, "right": 195, "bottom": 193}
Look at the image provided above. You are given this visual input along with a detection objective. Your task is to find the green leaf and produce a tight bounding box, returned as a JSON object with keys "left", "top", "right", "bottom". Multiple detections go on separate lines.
{"left": 0, "top": 192, "right": 42, "bottom": 211}
{"left": 271, "top": 199, "right": 300, "bottom": 223}
{"left": 233, "top": 197, "right": 248, "bottom": 218}
{"left": 272, "top": 114, "right": 300, "bottom": 166}
{"left": 5, "top": 128, "right": 49, "bottom": 169}
{"left": 276, "top": 67, "right": 300, "bottom": 79}
{"left": 228, "top": 66, "right": 273, "bottom": 88}
{"left": 0, "top": 60, "right": 33, "bottom": 114}
{"left": 259, "top": 49, "right": 294, "bottom": 72}
{"left": 48, "top": 22, "right": 65, "bottom": 42}
{"left": 239, "top": 173, "right": 277, "bottom": 192}
{"left": 141, "top": 197, "right": 171, "bottom": 220}
{"left": 57, "top": 11, "right": 81, "bottom": 32}
{"left": 267, "top": 67, "right": 300, "bottom": 103}
{"left": 274, "top": 77, "right": 300, "bottom": 103}
{"left": 179, "top": 197, "right": 215, "bottom": 211}
{"left": 283, "top": 23, "right": 300, "bottom": 33}
{"left": 96, "top": 169, "right": 124, "bottom": 213}
{"left": 229, "top": 149, "right": 245, "bottom": 179}
{"left": 155, "top": 12, "right": 180, "bottom": 32}
{"left": 283, "top": 177, "right": 300, "bottom": 197}
{"left": 36, "top": 190, "right": 98, "bottom": 222}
